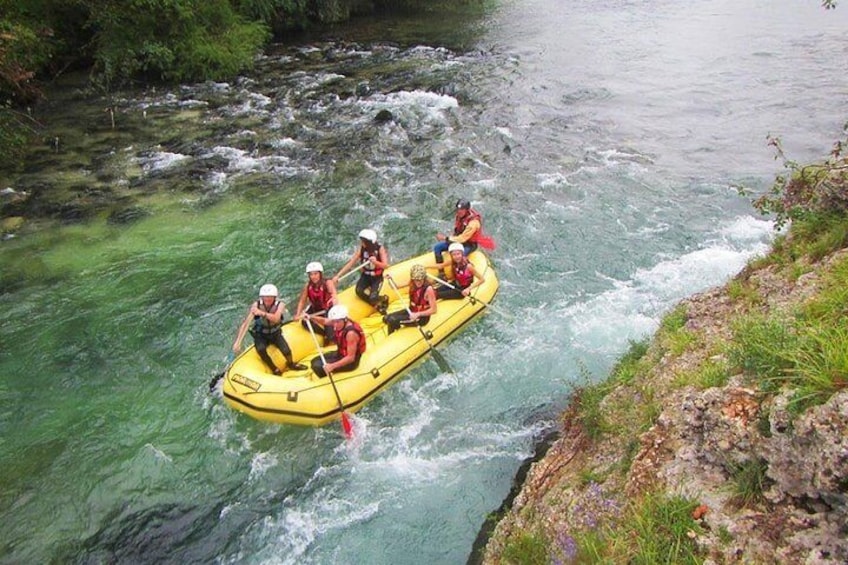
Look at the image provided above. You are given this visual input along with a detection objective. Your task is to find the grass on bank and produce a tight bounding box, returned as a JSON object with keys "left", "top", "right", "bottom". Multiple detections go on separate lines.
{"left": 728, "top": 457, "right": 770, "bottom": 508}
{"left": 499, "top": 492, "right": 705, "bottom": 565}
{"left": 729, "top": 225, "right": 848, "bottom": 413}
{"left": 574, "top": 338, "right": 652, "bottom": 442}
{"left": 570, "top": 493, "right": 704, "bottom": 565}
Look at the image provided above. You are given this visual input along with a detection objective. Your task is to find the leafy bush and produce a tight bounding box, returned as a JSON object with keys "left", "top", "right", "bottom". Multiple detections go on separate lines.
{"left": 754, "top": 125, "right": 848, "bottom": 230}
{"left": 85, "top": 0, "right": 270, "bottom": 85}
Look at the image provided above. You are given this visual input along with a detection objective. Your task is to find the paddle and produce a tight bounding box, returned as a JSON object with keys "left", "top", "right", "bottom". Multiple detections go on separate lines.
{"left": 337, "top": 261, "right": 368, "bottom": 283}
{"left": 209, "top": 351, "right": 234, "bottom": 391}
{"left": 477, "top": 234, "right": 496, "bottom": 251}
{"left": 304, "top": 318, "right": 354, "bottom": 438}
{"left": 426, "top": 273, "right": 513, "bottom": 320}
{"left": 384, "top": 276, "right": 453, "bottom": 373}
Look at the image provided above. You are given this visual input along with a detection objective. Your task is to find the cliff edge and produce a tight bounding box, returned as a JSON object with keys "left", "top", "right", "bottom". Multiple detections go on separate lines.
{"left": 480, "top": 236, "right": 848, "bottom": 564}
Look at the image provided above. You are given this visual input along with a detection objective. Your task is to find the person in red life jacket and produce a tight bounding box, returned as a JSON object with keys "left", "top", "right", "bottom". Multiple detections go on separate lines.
{"left": 232, "top": 283, "right": 307, "bottom": 375}
{"left": 433, "top": 198, "right": 482, "bottom": 264}
{"left": 431, "top": 242, "right": 486, "bottom": 300}
{"left": 383, "top": 264, "right": 438, "bottom": 334}
{"left": 294, "top": 261, "right": 338, "bottom": 344}
{"left": 332, "top": 228, "right": 390, "bottom": 314}
{"left": 305, "top": 305, "right": 366, "bottom": 378}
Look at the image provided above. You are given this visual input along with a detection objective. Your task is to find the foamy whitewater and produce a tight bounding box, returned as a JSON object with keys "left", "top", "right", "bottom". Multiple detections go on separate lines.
{"left": 3, "top": 1, "right": 847, "bottom": 564}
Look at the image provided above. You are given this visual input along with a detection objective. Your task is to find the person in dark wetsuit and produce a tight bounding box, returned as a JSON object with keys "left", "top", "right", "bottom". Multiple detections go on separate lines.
{"left": 294, "top": 261, "right": 338, "bottom": 343}
{"left": 383, "top": 264, "right": 438, "bottom": 334}
{"left": 232, "top": 283, "right": 307, "bottom": 375}
{"left": 332, "top": 228, "right": 390, "bottom": 314}
{"left": 305, "top": 305, "right": 366, "bottom": 378}
{"left": 431, "top": 242, "right": 486, "bottom": 300}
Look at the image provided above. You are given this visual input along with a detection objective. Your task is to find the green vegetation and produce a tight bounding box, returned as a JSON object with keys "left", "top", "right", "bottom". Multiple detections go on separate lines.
{"left": 728, "top": 457, "right": 769, "bottom": 508}
{"left": 673, "top": 358, "right": 730, "bottom": 389}
{"left": 571, "top": 492, "right": 705, "bottom": 564}
{"left": 754, "top": 125, "right": 848, "bottom": 231}
{"left": 729, "top": 249, "right": 848, "bottom": 412}
{"left": 501, "top": 531, "right": 549, "bottom": 565}
{"left": 87, "top": 0, "right": 271, "bottom": 85}
{"left": 727, "top": 278, "right": 762, "bottom": 306}
{"left": 658, "top": 304, "right": 698, "bottom": 356}
{"left": 729, "top": 314, "right": 797, "bottom": 384}
{"left": 0, "top": 0, "right": 486, "bottom": 168}
{"left": 575, "top": 338, "right": 650, "bottom": 441}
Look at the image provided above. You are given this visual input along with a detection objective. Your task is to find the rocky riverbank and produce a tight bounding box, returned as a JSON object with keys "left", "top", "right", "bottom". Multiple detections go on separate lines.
{"left": 479, "top": 240, "right": 848, "bottom": 563}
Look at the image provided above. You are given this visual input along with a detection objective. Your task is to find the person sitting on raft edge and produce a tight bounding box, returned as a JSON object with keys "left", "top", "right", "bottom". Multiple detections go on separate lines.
{"left": 430, "top": 242, "right": 486, "bottom": 299}
{"left": 294, "top": 261, "right": 338, "bottom": 344}
{"left": 332, "top": 228, "right": 390, "bottom": 314}
{"left": 383, "top": 264, "right": 437, "bottom": 335}
{"left": 232, "top": 283, "right": 307, "bottom": 375}
{"left": 304, "top": 305, "right": 366, "bottom": 378}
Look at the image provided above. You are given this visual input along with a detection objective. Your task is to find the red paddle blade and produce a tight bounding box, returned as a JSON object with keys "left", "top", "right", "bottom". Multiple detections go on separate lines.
{"left": 478, "top": 234, "right": 496, "bottom": 250}
{"left": 341, "top": 412, "right": 354, "bottom": 438}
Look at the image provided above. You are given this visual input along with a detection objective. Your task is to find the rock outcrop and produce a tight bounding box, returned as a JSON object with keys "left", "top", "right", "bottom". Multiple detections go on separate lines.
{"left": 480, "top": 249, "right": 848, "bottom": 564}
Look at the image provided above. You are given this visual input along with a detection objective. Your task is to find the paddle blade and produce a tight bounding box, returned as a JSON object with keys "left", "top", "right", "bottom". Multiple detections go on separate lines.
{"left": 341, "top": 412, "right": 354, "bottom": 438}
{"left": 209, "top": 352, "right": 235, "bottom": 392}
{"left": 478, "top": 234, "right": 496, "bottom": 250}
{"left": 208, "top": 372, "right": 224, "bottom": 391}
{"left": 431, "top": 348, "right": 453, "bottom": 374}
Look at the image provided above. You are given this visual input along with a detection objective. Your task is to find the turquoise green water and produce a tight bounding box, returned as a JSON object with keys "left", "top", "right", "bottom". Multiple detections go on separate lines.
{"left": 2, "top": 1, "right": 847, "bottom": 563}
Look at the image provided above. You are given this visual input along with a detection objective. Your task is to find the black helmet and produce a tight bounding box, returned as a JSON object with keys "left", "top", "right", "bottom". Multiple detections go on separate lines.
{"left": 455, "top": 198, "right": 471, "bottom": 210}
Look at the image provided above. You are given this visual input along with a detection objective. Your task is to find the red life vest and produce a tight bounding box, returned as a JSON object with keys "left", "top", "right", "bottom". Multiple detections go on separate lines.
{"left": 453, "top": 258, "right": 474, "bottom": 289}
{"left": 306, "top": 278, "right": 332, "bottom": 312}
{"left": 453, "top": 209, "right": 482, "bottom": 244}
{"left": 360, "top": 243, "right": 384, "bottom": 276}
{"left": 335, "top": 321, "right": 366, "bottom": 358}
{"left": 409, "top": 283, "right": 431, "bottom": 313}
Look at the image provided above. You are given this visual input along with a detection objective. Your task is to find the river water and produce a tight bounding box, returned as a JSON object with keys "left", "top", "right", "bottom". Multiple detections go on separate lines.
{"left": 1, "top": 1, "right": 846, "bottom": 563}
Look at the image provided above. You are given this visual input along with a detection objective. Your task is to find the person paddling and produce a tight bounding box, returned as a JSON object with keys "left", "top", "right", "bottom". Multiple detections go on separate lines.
{"left": 384, "top": 265, "right": 437, "bottom": 334}
{"left": 304, "top": 305, "right": 366, "bottom": 378}
{"left": 431, "top": 242, "right": 486, "bottom": 299}
{"left": 332, "top": 228, "right": 390, "bottom": 314}
{"left": 232, "top": 284, "right": 307, "bottom": 375}
{"left": 294, "top": 261, "right": 338, "bottom": 343}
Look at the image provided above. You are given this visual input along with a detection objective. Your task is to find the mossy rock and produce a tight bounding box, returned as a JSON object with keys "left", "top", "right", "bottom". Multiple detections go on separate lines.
{"left": 1, "top": 216, "right": 25, "bottom": 233}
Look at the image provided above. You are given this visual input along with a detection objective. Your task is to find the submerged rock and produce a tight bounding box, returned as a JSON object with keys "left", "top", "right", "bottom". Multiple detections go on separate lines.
{"left": 374, "top": 109, "right": 394, "bottom": 123}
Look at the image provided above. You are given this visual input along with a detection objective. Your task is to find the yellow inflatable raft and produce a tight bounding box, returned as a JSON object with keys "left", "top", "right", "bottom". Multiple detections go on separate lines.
{"left": 221, "top": 250, "right": 499, "bottom": 426}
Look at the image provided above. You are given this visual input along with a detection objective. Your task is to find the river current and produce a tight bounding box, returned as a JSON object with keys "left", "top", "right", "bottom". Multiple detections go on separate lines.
{"left": 1, "top": 1, "right": 846, "bottom": 563}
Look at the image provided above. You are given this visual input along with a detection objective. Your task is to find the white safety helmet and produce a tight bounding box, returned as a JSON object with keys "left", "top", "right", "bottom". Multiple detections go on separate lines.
{"left": 358, "top": 228, "right": 377, "bottom": 243}
{"left": 327, "top": 304, "right": 349, "bottom": 320}
{"left": 448, "top": 242, "right": 464, "bottom": 253}
{"left": 305, "top": 261, "right": 324, "bottom": 274}
{"left": 259, "top": 283, "right": 278, "bottom": 297}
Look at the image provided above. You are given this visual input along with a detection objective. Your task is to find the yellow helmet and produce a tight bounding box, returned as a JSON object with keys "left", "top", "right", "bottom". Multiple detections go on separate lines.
{"left": 410, "top": 264, "right": 427, "bottom": 281}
